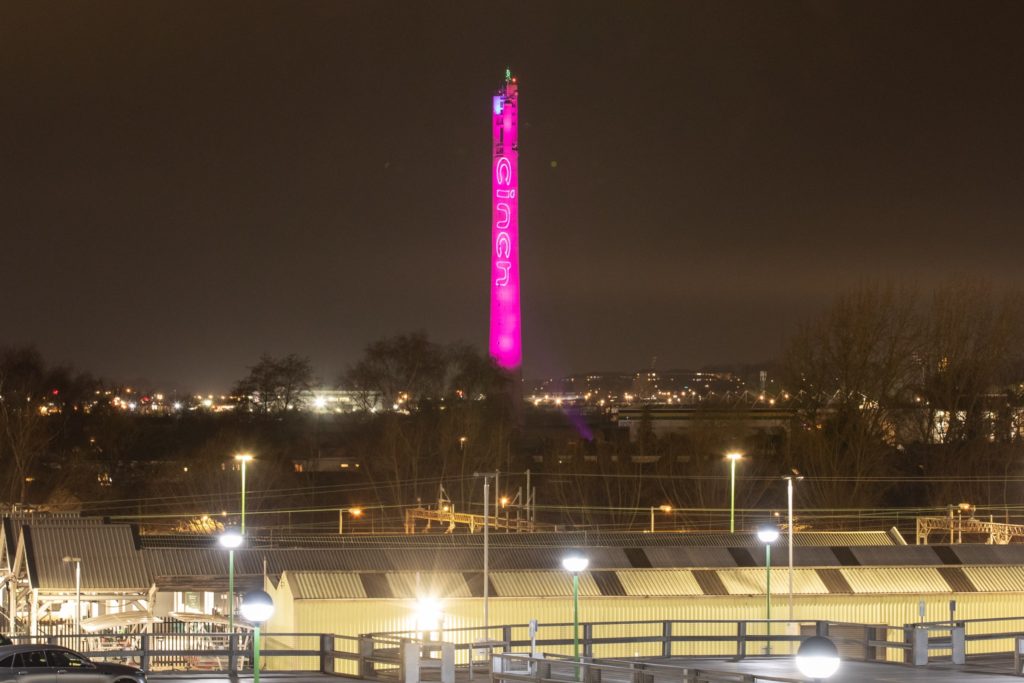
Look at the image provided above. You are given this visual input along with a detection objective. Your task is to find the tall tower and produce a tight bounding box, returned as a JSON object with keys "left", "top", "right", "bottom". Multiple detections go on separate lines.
{"left": 489, "top": 69, "right": 522, "bottom": 373}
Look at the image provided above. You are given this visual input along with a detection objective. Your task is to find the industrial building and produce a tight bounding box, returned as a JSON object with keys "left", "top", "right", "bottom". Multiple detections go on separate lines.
{"left": 5, "top": 514, "right": 1024, "bottom": 666}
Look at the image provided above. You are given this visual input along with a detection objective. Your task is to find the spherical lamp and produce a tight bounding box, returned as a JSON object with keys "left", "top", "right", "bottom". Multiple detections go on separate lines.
{"left": 240, "top": 590, "right": 275, "bottom": 623}
{"left": 795, "top": 636, "right": 840, "bottom": 679}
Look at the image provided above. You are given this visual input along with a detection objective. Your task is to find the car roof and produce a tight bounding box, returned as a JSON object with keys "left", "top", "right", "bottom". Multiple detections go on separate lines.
{"left": 0, "top": 644, "right": 76, "bottom": 655}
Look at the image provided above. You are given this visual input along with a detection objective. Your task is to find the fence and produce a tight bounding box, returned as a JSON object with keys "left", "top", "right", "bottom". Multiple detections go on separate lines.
{"left": 362, "top": 618, "right": 908, "bottom": 667}
{"left": 10, "top": 616, "right": 1024, "bottom": 678}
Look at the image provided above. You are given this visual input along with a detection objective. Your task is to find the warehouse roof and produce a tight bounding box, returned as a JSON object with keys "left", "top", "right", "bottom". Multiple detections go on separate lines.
{"left": 7, "top": 515, "right": 1024, "bottom": 594}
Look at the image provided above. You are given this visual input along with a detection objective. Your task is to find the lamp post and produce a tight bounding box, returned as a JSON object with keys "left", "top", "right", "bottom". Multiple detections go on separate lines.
{"left": 473, "top": 472, "right": 498, "bottom": 636}
{"left": 62, "top": 556, "right": 82, "bottom": 635}
{"left": 782, "top": 473, "right": 803, "bottom": 621}
{"left": 757, "top": 526, "right": 780, "bottom": 654}
{"left": 649, "top": 505, "right": 672, "bottom": 532}
{"left": 795, "top": 636, "right": 840, "bottom": 681}
{"left": 240, "top": 590, "right": 275, "bottom": 683}
{"left": 339, "top": 507, "right": 363, "bottom": 534}
{"left": 561, "top": 554, "right": 589, "bottom": 673}
{"left": 234, "top": 453, "right": 253, "bottom": 534}
{"left": 726, "top": 452, "right": 743, "bottom": 532}
{"left": 219, "top": 527, "right": 243, "bottom": 635}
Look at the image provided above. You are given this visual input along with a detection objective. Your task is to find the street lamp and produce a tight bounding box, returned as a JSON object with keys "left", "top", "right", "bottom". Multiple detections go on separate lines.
{"left": 338, "top": 507, "right": 363, "bottom": 534}
{"left": 234, "top": 453, "right": 253, "bottom": 534}
{"left": 649, "top": 505, "right": 672, "bottom": 532}
{"left": 240, "top": 590, "right": 275, "bottom": 683}
{"left": 795, "top": 636, "right": 840, "bottom": 680}
{"left": 782, "top": 472, "right": 804, "bottom": 621}
{"left": 561, "top": 554, "right": 589, "bottom": 668}
{"left": 757, "top": 525, "right": 780, "bottom": 655}
{"left": 726, "top": 452, "right": 743, "bottom": 532}
{"left": 219, "top": 527, "right": 243, "bottom": 635}
{"left": 62, "top": 556, "right": 82, "bottom": 635}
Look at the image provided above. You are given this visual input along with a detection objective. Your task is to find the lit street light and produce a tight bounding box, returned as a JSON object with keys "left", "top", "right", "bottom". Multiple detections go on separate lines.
{"left": 219, "top": 527, "right": 243, "bottom": 635}
{"left": 561, "top": 553, "right": 589, "bottom": 674}
{"left": 240, "top": 590, "right": 275, "bottom": 683}
{"left": 234, "top": 453, "right": 253, "bottom": 534}
{"left": 338, "top": 507, "right": 363, "bottom": 534}
{"left": 649, "top": 504, "right": 672, "bottom": 532}
{"left": 726, "top": 452, "right": 743, "bottom": 532}
{"left": 795, "top": 636, "right": 840, "bottom": 680}
{"left": 757, "top": 525, "right": 780, "bottom": 654}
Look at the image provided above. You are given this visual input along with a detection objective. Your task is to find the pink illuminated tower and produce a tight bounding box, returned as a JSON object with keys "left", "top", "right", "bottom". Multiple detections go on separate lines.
{"left": 489, "top": 68, "right": 522, "bottom": 373}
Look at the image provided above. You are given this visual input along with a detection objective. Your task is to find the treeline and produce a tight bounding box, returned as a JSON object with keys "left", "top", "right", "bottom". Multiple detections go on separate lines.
{"left": 1, "top": 283, "right": 1023, "bottom": 532}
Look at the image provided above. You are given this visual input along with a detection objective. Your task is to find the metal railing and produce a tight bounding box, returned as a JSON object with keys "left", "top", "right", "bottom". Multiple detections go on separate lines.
{"left": 363, "top": 618, "right": 905, "bottom": 665}
{"left": 906, "top": 616, "right": 1024, "bottom": 672}
{"left": 7, "top": 632, "right": 376, "bottom": 676}
{"left": 11, "top": 617, "right": 1022, "bottom": 679}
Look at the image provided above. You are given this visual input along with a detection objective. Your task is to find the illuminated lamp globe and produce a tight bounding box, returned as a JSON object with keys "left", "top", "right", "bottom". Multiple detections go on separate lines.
{"left": 795, "top": 636, "right": 840, "bottom": 679}
{"left": 219, "top": 527, "right": 243, "bottom": 549}
{"left": 561, "top": 555, "right": 589, "bottom": 574}
{"left": 757, "top": 526, "right": 780, "bottom": 544}
{"left": 240, "top": 590, "right": 275, "bottom": 623}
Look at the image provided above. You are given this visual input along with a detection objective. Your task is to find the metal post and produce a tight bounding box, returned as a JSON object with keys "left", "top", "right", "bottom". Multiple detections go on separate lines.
{"left": 649, "top": 507, "right": 654, "bottom": 533}
{"left": 253, "top": 624, "right": 261, "bottom": 683}
{"left": 228, "top": 632, "right": 237, "bottom": 674}
{"left": 483, "top": 477, "right": 490, "bottom": 635}
{"left": 765, "top": 544, "right": 772, "bottom": 655}
{"left": 241, "top": 459, "right": 248, "bottom": 534}
{"left": 228, "top": 549, "right": 235, "bottom": 635}
{"left": 320, "top": 634, "right": 335, "bottom": 674}
{"left": 74, "top": 559, "right": 81, "bottom": 636}
{"left": 526, "top": 469, "right": 531, "bottom": 523}
{"left": 495, "top": 470, "right": 500, "bottom": 520}
{"left": 787, "top": 478, "right": 794, "bottom": 621}
{"left": 729, "top": 458, "right": 737, "bottom": 533}
{"left": 572, "top": 573, "right": 580, "bottom": 680}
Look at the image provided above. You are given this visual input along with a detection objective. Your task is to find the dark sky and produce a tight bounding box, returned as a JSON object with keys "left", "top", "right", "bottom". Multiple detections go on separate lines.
{"left": 4, "top": 1, "right": 1024, "bottom": 390}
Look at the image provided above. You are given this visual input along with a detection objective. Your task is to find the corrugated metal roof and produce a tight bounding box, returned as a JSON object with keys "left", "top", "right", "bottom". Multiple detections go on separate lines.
{"left": 137, "top": 529, "right": 901, "bottom": 550}
{"left": 792, "top": 547, "right": 845, "bottom": 567}
{"left": 716, "top": 568, "right": 829, "bottom": 595}
{"left": 850, "top": 546, "right": 943, "bottom": 566}
{"left": 490, "top": 571, "right": 601, "bottom": 597}
{"left": 28, "top": 525, "right": 149, "bottom": 592}
{"left": 963, "top": 566, "right": 1024, "bottom": 592}
{"left": 840, "top": 567, "right": 951, "bottom": 594}
{"left": 288, "top": 571, "right": 366, "bottom": 599}
{"left": 642, "top": 547, "right": 738, "bottom": 568}
{"left": 951, "top": 545, "right": 1024, "bottom": 565}
{"left": 616, "top": 570, "right": 703, "bottom": 596}
{"left": 489, "top": 547, "right": 632, "bottom": 570}
{"left": 143, "top": 549, "right": 225, "bottom": 577}
{"left": 386, "top": 572, "right": 472, "bottom": 599}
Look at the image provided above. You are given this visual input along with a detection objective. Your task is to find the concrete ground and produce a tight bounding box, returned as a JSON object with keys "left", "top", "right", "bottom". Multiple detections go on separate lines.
{"left": 664, "top": 656, "right": 1022, "bottom": 682}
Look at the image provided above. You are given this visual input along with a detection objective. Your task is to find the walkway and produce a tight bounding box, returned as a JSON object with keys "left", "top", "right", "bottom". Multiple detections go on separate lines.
{"left": 665, "top": 657, "right": 1023, "bottom": 682}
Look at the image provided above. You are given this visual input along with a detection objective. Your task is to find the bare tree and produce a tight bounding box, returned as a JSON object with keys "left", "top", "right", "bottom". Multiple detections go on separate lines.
{"left": 234, "top": 353, "right": 314, "bottom": 414}
{"left": 783, "top": 284, "right": 921, "bottom": 511}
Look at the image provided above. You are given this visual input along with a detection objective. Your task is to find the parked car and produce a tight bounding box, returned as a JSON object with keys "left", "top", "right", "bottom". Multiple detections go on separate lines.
{"left": 0, "top": 644, "right": 145, "bottom": 683}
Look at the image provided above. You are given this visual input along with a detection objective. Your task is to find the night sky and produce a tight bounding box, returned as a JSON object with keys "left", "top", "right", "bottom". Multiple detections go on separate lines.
{"left": 4, "top": 2, "right": 1024, "bottom": 390}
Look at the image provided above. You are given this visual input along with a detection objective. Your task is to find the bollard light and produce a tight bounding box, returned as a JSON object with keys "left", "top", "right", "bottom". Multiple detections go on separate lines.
{"left": 795, "top": 636, "right": 840, "bottom": 679}
{"left": 241, "top": 590, "right": 275, "bottom": 683}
